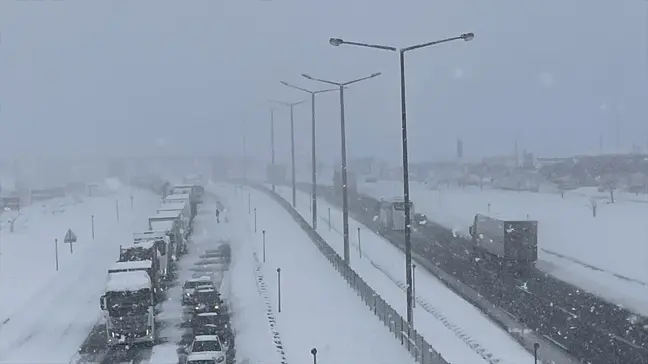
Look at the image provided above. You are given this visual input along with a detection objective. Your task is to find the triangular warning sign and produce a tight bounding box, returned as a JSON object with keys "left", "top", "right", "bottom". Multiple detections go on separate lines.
{"left": 64, "top": 229, "right": 77, "bottom": 243}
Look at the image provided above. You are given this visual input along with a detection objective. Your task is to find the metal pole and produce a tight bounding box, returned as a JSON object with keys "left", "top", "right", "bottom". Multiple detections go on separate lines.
{"left": 533, "top": 343, "right": 539, "bottom": 364}
{"left": 262, "top": 230, "right": 266, "bottom": 262}
{"left": 339, "top": 85, "right": 350, "bottom": 264}
{"left": 115, "top": 200, "right": 120, "bottom": 222}
{"left": 412, "top": 263, "right": 416, "bottom": 308}
{"left": 277, "top": 268, "right": 282, "bottom": 312}
{"left": 248, "top": 193, "right": 251, "bottom": 214}
{"left": 311, "top": 93, "right": 318, "bottom": 230}
{"left": 254, "top": 208, "right": 257, "bottom": 233}
{"left": 357, "top": 227, "right": 362, "bottom": 259}
{"left": 328, "top": 207, "right": 331, "bottom": 231}
{"left": 290, "top": 105, "right": 297, "bottom": 207}
{"left": 91, "top": 214, "right": 95, "bottom": 240}
{"left": 271, "top": 109, "right": 276, "bottom": 192}
{"left": 55, "top": 238, "right": 59, "bottom": 271}
{"left": 400, "top": 50, "right": 414, "bottom": 326}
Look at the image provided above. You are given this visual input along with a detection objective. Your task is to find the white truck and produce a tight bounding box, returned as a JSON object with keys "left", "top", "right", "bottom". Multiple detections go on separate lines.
{"left": 377, "top": 198, "right": 427, "bottom": 231}
{"left": 149, "top": 216, "right": 186, "bottom": 256}
{"left": 118, "top": 241, "right": 162, "bottom": 299}
{"left": 133, "top": 231, "right": 172, "bottom": 279}
{"left": 100, "top": 271, "right": 155, "bottom": 346}
{"left": 166, "top": 191, "right": 197, "bottom": 220}
{"left": 157, "top": 201, "right": 191, "bottom": 231}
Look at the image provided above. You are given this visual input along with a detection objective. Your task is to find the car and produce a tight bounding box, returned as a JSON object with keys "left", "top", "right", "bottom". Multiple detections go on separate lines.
{"left": 183, "top": 276, "right": 212, "bottom": 304}
{"left": 185, "top": 351, "right": 225, "bottom": 364}
{"left": 181, "top": 335, "right": 226, "bottom": 364}
{"left": 192, "top": 312, "right": 229, "bottom": 336}
{"left": 191, "top": 288, "right": 224, "bottom": 314}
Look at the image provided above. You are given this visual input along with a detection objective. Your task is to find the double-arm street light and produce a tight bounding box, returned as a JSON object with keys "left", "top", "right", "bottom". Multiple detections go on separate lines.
{"left": 269, "top": 99, "right": 307, "bottom": 207}
{"left": 328, "top": 32, "right": 474, "bottom": 327}
{"left": 329, "top": 33, "right": 475, "bottom": 326}
{"left": 301, "top": 71, "right": 382, "bottom": 264}
{"left": 280, "top": 81, "right": 338, "bottom": 230}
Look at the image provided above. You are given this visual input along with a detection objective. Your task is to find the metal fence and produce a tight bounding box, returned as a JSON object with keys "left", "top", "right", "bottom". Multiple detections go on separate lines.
{"left": 256, "top": 184, "right": 450, "bottom": 364}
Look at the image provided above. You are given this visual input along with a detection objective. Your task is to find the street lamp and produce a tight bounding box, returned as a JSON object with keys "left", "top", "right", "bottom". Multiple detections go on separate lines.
{"left": 280, "top": 81, "right": 338, "bottom": 230}
{"left": 269, "top": 99, "right": 307, "bottom": 207}
{"left": 328, "top": 32, "right": 474, "bottom": 327}
{"left": 269, "top": 107, "right": 277, "bottom": 192}
{"left": 301, "top": 71, "right": 382, "bottom": 264}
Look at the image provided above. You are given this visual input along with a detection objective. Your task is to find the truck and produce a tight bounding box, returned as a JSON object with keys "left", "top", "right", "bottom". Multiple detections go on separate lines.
{"left": 376, "top": 198, "right": 427, "bottom": 231}
{"left": 149, "top": 217, "right": 186, "bottom": 256}
{"left": 118, "top": 242, "right": 162, "bottom": 297}
{"left": 133, "top": 231, "right": 172, "bottom": 280}
{"left": 166, "top": 193, "right": 196, "bottom": 220}
{"left": 157, "top": 201, "right": 191, "bottom": 230}
{"left": 100, "top": 271, "right": 155, "bottom": 346}
{"left": 468, "top": 213, "right": 538, "bottom": 271}
{"left": 108, "top": 260, "right": 161, "bottom": 301}
{"left": 333, "top": 168, "right": 358, "bottom": 197}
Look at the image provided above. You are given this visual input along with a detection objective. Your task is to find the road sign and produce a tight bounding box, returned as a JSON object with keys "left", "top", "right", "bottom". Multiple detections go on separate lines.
{"left": 64, "top": 229, "right": 77, "bottom": 244}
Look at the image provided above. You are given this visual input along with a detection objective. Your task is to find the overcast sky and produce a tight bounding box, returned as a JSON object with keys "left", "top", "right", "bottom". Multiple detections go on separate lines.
{"left": 1, "top": 0, "right": 647, "bottom": 165}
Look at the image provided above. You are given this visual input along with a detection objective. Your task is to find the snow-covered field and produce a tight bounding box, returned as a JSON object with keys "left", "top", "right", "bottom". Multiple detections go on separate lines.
{"left": 275, "top": 185, "right": 535, "bottom": 364}
{"left": 209, "top": 183, "right": 416, "bottom": 364}
{"left": 360, "top": 180, "right": 648, "bottom": 316}
{"left": 0, "top": 184, "right": 161, "bottom": 363}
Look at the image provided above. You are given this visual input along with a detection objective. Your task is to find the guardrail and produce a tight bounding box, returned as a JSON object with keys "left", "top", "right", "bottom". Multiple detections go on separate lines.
{"left": 251, "top": 183, "right": 450, "bottom": 364}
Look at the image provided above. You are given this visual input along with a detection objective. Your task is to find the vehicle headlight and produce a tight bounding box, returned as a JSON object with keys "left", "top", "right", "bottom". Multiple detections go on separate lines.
{"left": 216, "top": 356, "right": 224, "bottom": 363}
{"left": 185, "top": 292, "right": 190, "bottom": 297}
{"left": 194, "top": 306, "right": 200, "bottom": 310}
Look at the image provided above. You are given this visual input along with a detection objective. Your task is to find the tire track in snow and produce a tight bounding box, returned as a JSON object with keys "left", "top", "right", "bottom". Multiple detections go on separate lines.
{"left": 252, "top": 252, "right": 289, "bottom": 364}
{"left": 322, "top": 215, "right": 503, "bottom": 364}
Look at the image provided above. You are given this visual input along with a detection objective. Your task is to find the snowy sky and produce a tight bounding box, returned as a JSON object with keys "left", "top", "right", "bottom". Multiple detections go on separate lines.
{"left": 1, "top": 0, "right": 647, "bottom": 165}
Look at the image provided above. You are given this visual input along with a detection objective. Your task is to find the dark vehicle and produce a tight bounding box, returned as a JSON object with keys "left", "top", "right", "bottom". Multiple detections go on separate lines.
{"left": 192, "top": 312, "right": 230, "bottom": 336}
{"left": 191, "top": 288, "right": 224, "bottom": 315}
{"left": 469, "top": 213, "right": 538, "bottom": 271}
{"left": 183, "top": 276, "right": 214, "bottom": 305}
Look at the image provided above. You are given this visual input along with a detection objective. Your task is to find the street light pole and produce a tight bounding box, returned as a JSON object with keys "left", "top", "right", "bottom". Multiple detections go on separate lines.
{"left": 328, "top": 32, "right": 474, "bottom": 327}
{"left": 301, "top": 72, "right": 382, "bottom": 264}
{"left": 270, "top": 108, "right": 276, "bottom": 192}
{"left": 280, "top": 81, "right": 337, "bottom": 230}
{"left": 270, "top": 99, "right": 306, "bottom": 207}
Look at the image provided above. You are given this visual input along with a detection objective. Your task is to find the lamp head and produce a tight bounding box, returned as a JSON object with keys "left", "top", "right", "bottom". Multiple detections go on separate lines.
{"left": 461, "top": 33, "right": 475, "bottom": 42}
{"left": 329, "top": 38, "right": 344, "bottom": 47}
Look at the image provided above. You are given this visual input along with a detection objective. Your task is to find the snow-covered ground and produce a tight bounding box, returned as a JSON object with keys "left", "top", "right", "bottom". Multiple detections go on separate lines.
{"left": 0, "top": 185, "right": 161, "bottom": 364}
{"left": 209, "top": 183, "right": 416, "bottom": 364}
{"left": 150, "top": 196, "right": 230, "bottom": 364}
{"left": 360, "top": 180, "right": 648, "bottom": 316}
{"left": 274, "top": 185, "right": 534, "bottom": 364}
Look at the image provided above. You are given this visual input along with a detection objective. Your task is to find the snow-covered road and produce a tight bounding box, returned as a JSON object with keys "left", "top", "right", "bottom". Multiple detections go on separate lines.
{"left": 275, "top": 185, "right": 534, "bottom": 364}
{"left": 210, "top": 183, "right": 416, "bottom": 364}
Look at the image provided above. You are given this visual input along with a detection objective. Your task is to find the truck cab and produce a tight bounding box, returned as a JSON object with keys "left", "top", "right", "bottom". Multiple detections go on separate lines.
{"left": 100, "top": 271, "right": 155, "bottom": 346}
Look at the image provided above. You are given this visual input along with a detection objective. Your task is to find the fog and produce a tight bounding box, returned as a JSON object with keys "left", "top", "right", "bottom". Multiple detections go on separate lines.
{"left": 1, "top": 0, "right": 647, "bottom": 166}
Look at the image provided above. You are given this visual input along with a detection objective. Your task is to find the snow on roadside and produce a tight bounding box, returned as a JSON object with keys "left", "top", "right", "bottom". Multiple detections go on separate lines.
{"left": 0, "top": 187, "right": 161, "bottom": 364}
{"left": 212, "top": 184, "right": 417, "bottom": 364}
{"left": 275, "top": 185, "right": 534, "bottom": 364}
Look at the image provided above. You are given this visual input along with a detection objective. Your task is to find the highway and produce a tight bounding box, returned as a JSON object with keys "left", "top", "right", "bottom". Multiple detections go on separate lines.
{"left": 303, "top": 182, "right": 648, "bottom": 364}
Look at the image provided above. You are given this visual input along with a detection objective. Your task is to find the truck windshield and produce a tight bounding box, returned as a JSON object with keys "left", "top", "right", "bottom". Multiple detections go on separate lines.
{"left": 105, "top": 289, "right": 151, "bottom": 314}
{"left": 195, "top": 290, "right": 220, "bottom": 302}
{"left": 185, "top": 280, "right": 210, "bottom": 289}
{"left": 120, "top": 247, "right": 152, "bottom": 261}
{"left": 392, "top": 202, "right": 412, "bottom": 211}
{"left": 193, "top": 340, "right": 222, "bottom": 352}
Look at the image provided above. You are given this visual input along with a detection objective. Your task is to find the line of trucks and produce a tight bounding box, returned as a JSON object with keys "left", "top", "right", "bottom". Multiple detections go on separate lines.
{"left": 376, "top": 197, "right": 538, "bottom": 272}
{"left": 98, "top": 183, "right": 203, "bottom": 347}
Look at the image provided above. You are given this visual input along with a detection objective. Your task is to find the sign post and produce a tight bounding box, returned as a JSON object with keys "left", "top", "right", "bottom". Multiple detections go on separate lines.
{"left": 64, "top": 229, "right": 77, "bottom": 254}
